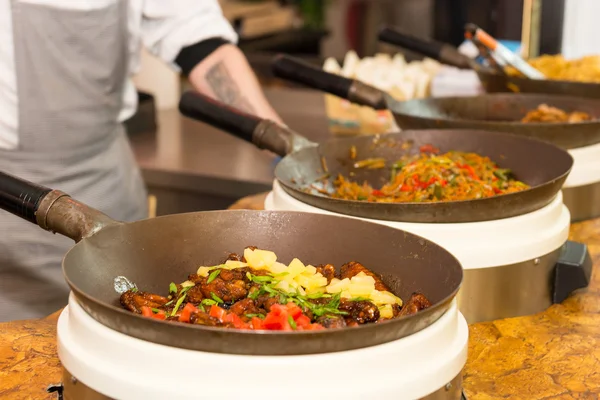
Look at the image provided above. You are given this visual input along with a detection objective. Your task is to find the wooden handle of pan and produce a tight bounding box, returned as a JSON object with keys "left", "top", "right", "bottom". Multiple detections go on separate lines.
{"left": 271, "top": 54, "right": 387, "bottom": 110}
{"left": 0, "top": 171, "right": 117, "bottom": 242}
{"left": 378, "top": 26, "right": 474, "bottom": 70}
{"left": 178, "top": 91, "right": 313, "bottom": 157}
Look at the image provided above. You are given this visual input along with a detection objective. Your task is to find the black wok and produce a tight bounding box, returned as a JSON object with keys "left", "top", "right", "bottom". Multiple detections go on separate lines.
{"left": 0, "top": 171, "right": 462, "bottom": 355}
{"left": 378, "top": 26, "right": 600, "bottom": 99}
{"left": 235, "top": 57, "right": 572, "bottom": 223}
{"left": 384, "top": 93, "right": 600, "bottom": 150}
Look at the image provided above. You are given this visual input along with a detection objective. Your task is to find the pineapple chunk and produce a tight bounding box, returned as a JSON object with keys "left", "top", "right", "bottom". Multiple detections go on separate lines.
{"left": 379, "top": 304, "right": 394, "bottom": 319}
{"left": 244, "top": 248, "right": 277, "bottom": 269}
{"left": 269, "top": 262, "right": 288, "bottom": 275}
{"left": 287, "top": 258, "right": 306, "bottom": 278}
{"left": 369, "top": 290, "right": 402, "bottom": 306}
{"left": 224, "top": 260, "right": 248, "bottom": 269}
{"left": 180, "top": 280, "right": 195, "bottom": 288}
{"left": 340, "top": 290, "right": 352, "bottom": 299}
{"left": 326, "top": 278, "right": 350, "bottom": 293}
{"left": 348, "top": 283, "right": 374, "bottom": 297}
{"left": 304, "top": 275, "right": 328, "bottom": 291}
{"left": 275, "top": 280, "right": 290, "bottom": 292}
{"left": 304, "top": 265, "right": 317, "bottom": 275}
{"left": 196, "top": 266, "right": 213, "bottom": 277}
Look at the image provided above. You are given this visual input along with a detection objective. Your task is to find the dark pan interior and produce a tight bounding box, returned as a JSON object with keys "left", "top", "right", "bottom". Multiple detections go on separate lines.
{"left": 63, "top": 210, "right": 462, "bottom": 355}
{"left": 388, "top": 93, "right": 600, "bottom": 150}
{"left": 275, "top": 129, "right": 573, "bottom": 223}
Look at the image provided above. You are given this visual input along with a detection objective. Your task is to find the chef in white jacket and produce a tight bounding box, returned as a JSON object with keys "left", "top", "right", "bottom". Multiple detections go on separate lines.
{"left": 0, "top": 0, "right": 283, "bottom": 321}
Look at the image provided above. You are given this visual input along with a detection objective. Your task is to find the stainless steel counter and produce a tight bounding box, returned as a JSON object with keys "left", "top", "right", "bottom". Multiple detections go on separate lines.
{"left": 130, "top": 88, "right": 330, "bottom": 215}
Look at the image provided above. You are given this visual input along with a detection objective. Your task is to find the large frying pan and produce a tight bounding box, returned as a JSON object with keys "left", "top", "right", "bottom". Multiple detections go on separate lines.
{"left": 0, "top": 171, "right": 462, "bottom": 355}
{"left": 377, "top": 26, "right": 600, "bottom": 99}
{"left": 179, "top": 90, "right": 573, "bottom": 223}
{"left": 380, "top": 93, "right": 600, "bottom": 150}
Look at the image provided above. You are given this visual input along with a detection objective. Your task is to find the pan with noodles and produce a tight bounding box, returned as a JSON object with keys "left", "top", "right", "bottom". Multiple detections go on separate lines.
{"left": 121, "top": 247, "right": 431, "bottom": 331}
{"left": 179, "top": 91, "right": 573, "bottom": 223}
{"left": 521, "top": 104, "right": 593, "bottom": 123}
{"left": 331, "top": 145, "right": 528, "bottom": 203}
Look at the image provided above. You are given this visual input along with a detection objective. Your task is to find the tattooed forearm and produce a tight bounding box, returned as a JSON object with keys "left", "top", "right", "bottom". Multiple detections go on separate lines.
{"left": 205, "top": 62, "right": 256, "bottom": 113}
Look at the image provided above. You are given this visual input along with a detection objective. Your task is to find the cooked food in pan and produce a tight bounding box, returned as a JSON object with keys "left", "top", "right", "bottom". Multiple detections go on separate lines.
{"left": 330, "top": 145, "right": 529, "bottom": 203}
{"left": 120, "top": 247, "right": 431, "bottom": 331}
{"left": 506, "top": 54, "right": 600, "bottom": 83}
{"left": 521, "top": 104, "right": 593, "bottom": 123}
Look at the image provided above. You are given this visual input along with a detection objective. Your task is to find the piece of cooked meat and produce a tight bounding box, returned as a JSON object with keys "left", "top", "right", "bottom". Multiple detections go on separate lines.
{"left": 184, "top": 285, "right": 204, "bottom": 304}
{"left": 190, "top": 311, "right": 229, "bottom": 327}
{"left": 316, "top": 314, "right": 347, "bottom": 329}
{"left": 120, "top": 290, "right": 169, "bottom": 313}
{"left": 225, "top": 253, "right": 243, "bottom": 262}
{"left": 200, "top": 277, "right": 248, "bottom": 303}
{"left": 255, "top": 294, "right": 280, "bottom": 312}
{"left": 229, "top": 298, "right": 259, "bottom": 318}
{"left": 339, "top": 299, "right": 380, "bottom": 324}
{"left": 315, "top": 264, "right": 336, "bottom": 284}
{"left": 340, "top": 261, "right": 391, "bottom": 292}
{"left": 398, "top": 292, "right": 432, "bottom": 317}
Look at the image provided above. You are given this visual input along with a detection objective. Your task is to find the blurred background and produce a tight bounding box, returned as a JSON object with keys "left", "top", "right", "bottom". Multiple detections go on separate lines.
{"left": 129, "top": 0, "right": 600, "bottom": 217}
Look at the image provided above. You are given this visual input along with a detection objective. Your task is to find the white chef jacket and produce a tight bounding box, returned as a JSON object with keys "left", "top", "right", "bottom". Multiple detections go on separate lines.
{"left": 0, "top": 0, "right": 238, "bottom": 150}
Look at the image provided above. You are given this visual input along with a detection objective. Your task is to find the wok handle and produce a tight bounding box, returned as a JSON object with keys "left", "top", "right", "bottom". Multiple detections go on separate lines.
{"left": 378, "top": 26, "right": 473, "bottom": 70}
{"left": 0, "top": 171, "right": 118, "bottom": 242}
{"left": 271, "top": 54, "right": 387, "bottom": 110}
{"left": 0, "top": 171, "right": 51, "bottom": 224}
{"left": 178, "top": 90, "right": 314, "bottom": 157}
{"left": 552, "top": 241, "right": 593, "bottom": 303}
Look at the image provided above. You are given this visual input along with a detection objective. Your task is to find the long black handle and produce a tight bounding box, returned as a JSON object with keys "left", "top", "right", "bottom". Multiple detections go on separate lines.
{"left": 178, "top": 91, "right": 313, "bottom": 157}
{"left": 0, "top": 171, "right": 51, "bottom": 224}
{"left": 272, "top": 54, "right": 353, "bottom": 99}
{"left": 378, "top": 26, "right": 473, "bottom": 70}
{"left": 271, "top": 54, "right": 387, "bottom": 110}
{"left": 179, "top": 91, "right": 262, "bottom": 145}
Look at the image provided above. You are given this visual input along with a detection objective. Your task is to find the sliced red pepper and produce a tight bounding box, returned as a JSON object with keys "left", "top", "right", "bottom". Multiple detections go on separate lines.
{"left": 152, "top": 311, "right": 166, "bottom": 320}
{"left": 459, "top": 164, "right": 479, "bottom": 180}
{"left": 372, "top": 189, "right": 385, "bottom": 197}
{"left": 493, "top": 187, "right": 503, "bottom": 194}
{"left": 263, "top": 305, "right": 291, "bottom": 331}
{"left": 285, "top": 303, "right": 303, "bottom": 320}
{"left": 209, "top": 305, "right": 226, "bottom": 322}
{"left": 178, "top": 303, "right": 197, "bottom": 323}
{"left": 224, "top": 313, "right": 248, "bottom": 329}
{"left": 305, "top": 323, "right": 325, "bottom": 331}
{"left": 419, "top": 144, "right": 439, "bottom": 154}
{"left": 251, "top": 317, "right": 264, "bottom": 330}
{"left": 295, "top": 314, "right": 311, "bottom": 328}
{"left": 141, "top": 306, "right": 153, "bottom": 318}
{"left": 400, "top": 185, "right": 413, "bottom": 192}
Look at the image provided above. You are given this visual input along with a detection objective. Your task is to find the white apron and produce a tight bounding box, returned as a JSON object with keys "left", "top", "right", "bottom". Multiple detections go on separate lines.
{"left": 0, "top": 0, "right": 148, "bottom": 321}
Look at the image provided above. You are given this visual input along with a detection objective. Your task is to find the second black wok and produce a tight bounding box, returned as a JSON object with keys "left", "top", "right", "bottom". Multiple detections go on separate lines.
{"left": 178, "top": 91, "right": 573, "bottom": 223}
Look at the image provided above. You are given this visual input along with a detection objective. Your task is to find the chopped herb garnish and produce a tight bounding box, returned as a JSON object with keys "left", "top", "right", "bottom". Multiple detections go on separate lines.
{"left": 169, "top": 282, "right": 177, "bottom": 294}
{"left": 201, "top": 298, "right": 218, "bottom": 307}
{"left": 350, "top": 297, "right": 370, "bottom": 302}
{"left": 211, "top": 293, "right": 224, "bottom": 304}
{"left": 151, "top": 308, "right": 162, "bottom": 313}
{"left": 207, "top": 269, "right": 221, "bottom": 284}
{"left": 130, "top": 287, "right": 138, "bottom": 293}
{"left": 170, "top": 293, "right": 187, "bottom": 316}
{"left": 252, "top": 275, "right": 274, "bottom": 283}
{"left": 288, "top": 315, "right": 297, "bottom": 330}
{"left": 164, "top": 300, "right": 173, "bottom": 306}
{"left": 245, "top": 313, "right": 266, "bottom": 319}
